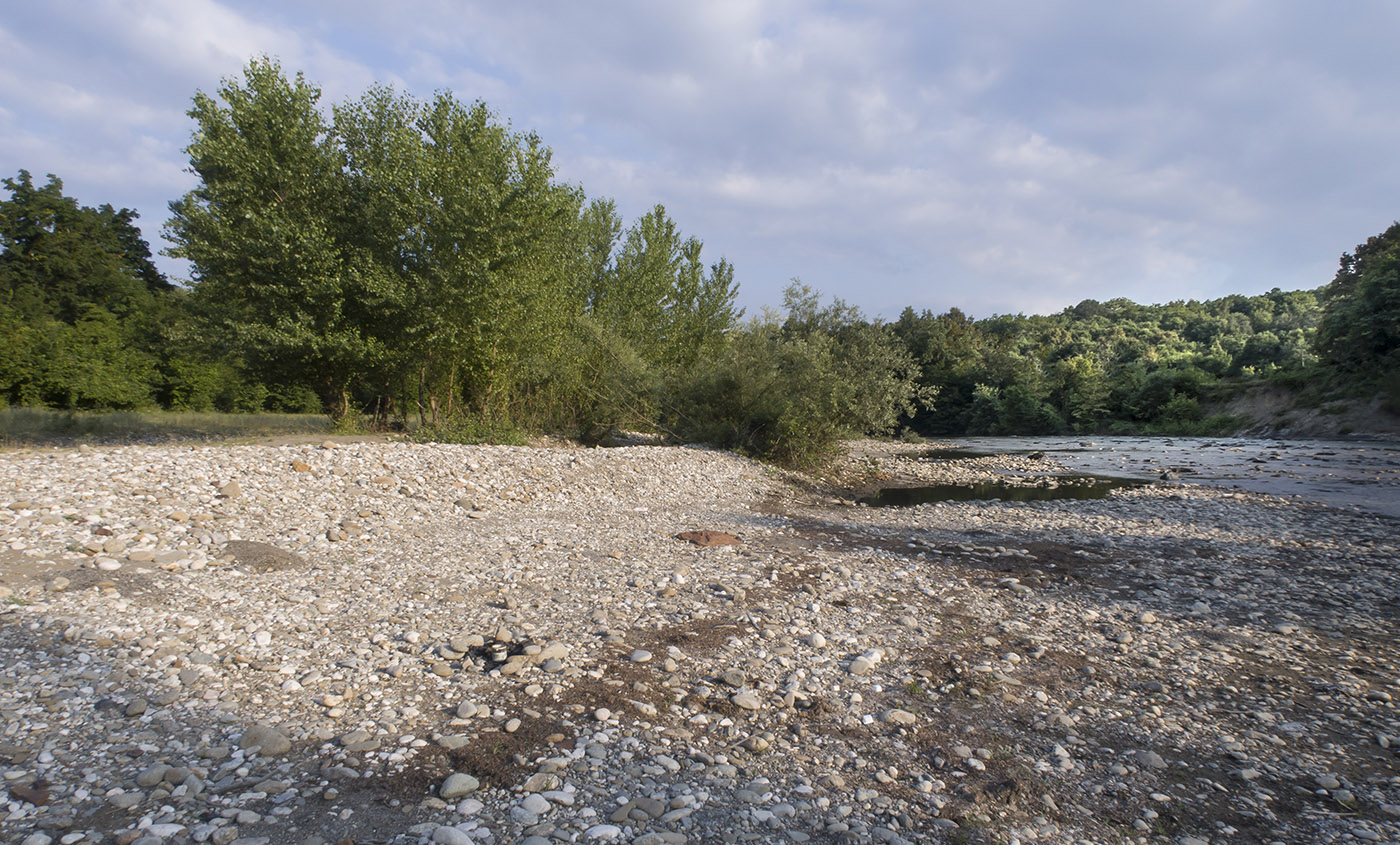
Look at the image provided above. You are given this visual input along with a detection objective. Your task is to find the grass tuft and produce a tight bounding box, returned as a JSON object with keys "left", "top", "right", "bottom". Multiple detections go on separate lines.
{"left": 0, "top": 407, "right": 331, "bottom": 447}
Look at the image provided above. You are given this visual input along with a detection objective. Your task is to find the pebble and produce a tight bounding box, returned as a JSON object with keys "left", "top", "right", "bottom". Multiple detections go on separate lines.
{"left": 238, "top": 725, "right": 291, "bottom": 756}
{"left": 432, "top": 827, "right": 474, "bottom": 845}
{"left": 731, "top": 690, "right": 763, "bottom": 710}
{"left": 0, "top": 438, "right": 1394, "bottom": 845}
{"left": 440, "top": 773, "right": 480, "bottom": 800}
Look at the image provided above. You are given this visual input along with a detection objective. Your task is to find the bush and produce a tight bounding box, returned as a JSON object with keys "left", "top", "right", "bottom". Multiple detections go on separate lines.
{"left": 667, "top": 285, "right": 930, "bottom": 467}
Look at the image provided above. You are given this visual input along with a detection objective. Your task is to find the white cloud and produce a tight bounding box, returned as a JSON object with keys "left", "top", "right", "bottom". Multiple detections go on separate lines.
{"left": 4, "top": 0, "right": 1399, "bottom": 314}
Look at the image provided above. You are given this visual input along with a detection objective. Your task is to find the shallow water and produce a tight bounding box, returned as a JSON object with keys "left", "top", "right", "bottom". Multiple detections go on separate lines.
{"left": 943, "top": 435, "right": 1400, "bottom": 519}
{"left": 860, "top": 475, "right": 1143, "bottom": 507}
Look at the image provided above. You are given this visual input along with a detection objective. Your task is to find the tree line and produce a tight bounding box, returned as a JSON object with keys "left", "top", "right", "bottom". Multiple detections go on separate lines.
{"left": 2, "top": 58, "right": 1396, "bottom": 461}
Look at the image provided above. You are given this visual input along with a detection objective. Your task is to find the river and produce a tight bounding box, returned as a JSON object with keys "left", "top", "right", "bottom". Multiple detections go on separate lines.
{"left": 940, "top": 435, "right": 1400, "bottom": 519}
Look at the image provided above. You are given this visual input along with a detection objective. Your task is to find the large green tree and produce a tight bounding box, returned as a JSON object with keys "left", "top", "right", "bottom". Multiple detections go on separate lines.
{"left": 1, "top": 171, "right": 166, "bottom": 323}
{"left": 590, "top": 203, "right": 740, "bottom": 373}
{"left": 1315, "top": 221, "right": 1400, "bottom": 378}
{"left": 165, "top": 57, "right": 385, "bottom": 418}
{"left": 0, "top": 171, "right": 175, "bottom": 408}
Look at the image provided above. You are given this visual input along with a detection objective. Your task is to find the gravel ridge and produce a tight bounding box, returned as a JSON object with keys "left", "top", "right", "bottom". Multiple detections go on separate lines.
{"left": 0, "top": 440, "right": 1397, "bottom": 845}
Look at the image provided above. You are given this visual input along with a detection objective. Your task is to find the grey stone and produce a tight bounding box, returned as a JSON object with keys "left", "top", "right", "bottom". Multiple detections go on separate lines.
{"left": 239, "top": 725, "right": 291, "bottom": 756}
{"left": 1134, "top": 750, "right": 1167, "bottom": 770}
{"left": 440, "top": 772, "right": 479, "bottom": 799}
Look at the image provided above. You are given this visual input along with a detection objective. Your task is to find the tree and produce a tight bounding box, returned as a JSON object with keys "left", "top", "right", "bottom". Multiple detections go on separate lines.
{"left": 165, "top": 57, "right": 380, "bottom": 418}
{"left": 1, "top": 171, "right": 164, "bottom": 322}
{"left": 0, "top": 170, "right": 174, "bottom": 409}
{"left": 670, "top": 282, "right": 927, "bottom": 466}
{"left": 1316, "top": 221, "right": 1400, "bottom": 378}
{"left": 413, "top": 93, "right": 584, "bottom": 419}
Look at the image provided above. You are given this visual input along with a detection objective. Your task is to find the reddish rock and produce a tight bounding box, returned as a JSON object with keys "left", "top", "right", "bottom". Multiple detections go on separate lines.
{"left": 675, "top": 530, "right": 740, "bottom": 547}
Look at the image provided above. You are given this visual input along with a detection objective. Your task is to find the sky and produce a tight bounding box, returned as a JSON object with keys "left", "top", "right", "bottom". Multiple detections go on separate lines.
{"left": 4, "top": 1, "right": 1400, "bottom": 319}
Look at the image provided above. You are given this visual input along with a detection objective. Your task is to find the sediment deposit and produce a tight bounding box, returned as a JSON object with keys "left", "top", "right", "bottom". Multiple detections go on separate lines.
{"left": 1, "top": 440, "right": 1396, "bottom": 845}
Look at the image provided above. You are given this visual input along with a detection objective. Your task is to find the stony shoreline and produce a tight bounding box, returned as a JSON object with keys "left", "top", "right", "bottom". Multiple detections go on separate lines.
{"left": 1, "top": 440, "right": 1397, "bottom": 845}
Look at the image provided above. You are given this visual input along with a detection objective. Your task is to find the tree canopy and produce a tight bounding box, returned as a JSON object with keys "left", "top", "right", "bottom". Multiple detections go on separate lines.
{"left": 4, "top": 57, "right": 1396, "bottom": 460}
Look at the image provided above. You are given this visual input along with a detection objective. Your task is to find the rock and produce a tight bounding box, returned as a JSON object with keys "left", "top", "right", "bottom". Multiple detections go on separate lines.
{"left": 731, "top": 690, "right": 763, "bottom": 710}
{"left": 1315, "top": 774, "right": 1342, "bottom": 790}
{"left": 9, "top": 784, "right": 50, "bottom": 805}
{"left": 807, "top": 633, "right": 827, "bottom": 648}
{"left": 440, "top": 772, "right": 480, "bottom": 800}
{"left": 136, "top": 763, "right": 169, "bottom": 787}
{"left": 630, "top": 649, "right": 653, "bottom": 663}
{"left": 432, "top": 827, "right": 473, "bottom": 845}
{"left": 585, "top": 825, "right": 624, "bottom": 841}
{"left": 291, "top": 459, "right": 312, "bottom": 472}
{"left": 675, "top": 530, "right": 740, "bottom": 546}
{"left": 520, "top": 793, "right": 551, "bottom": 815}
{"left": 883, "top": 709, "right": 916, "bottom": 726}
{"left": 218, "top": 481, "right": 241, "bottom": 499}
{"left": 523, "top": 772, "right": 561, "bottom": 793}
{"left": 718, "top": 669, "right": 747, "bottom": 687}
{"left": 849, "top": 650, "right": 882, "bottom": 676}
{"left": 144, "top": 824, "right": 185, "bottom": 838}
{"left": 1134, "top": 750, "right": 1168, "bottom": 770}
{"left": 594, "top": 707, "right": 612, "bottom": 721}
{"left": 238, "top": 725, "right": 291, "bottom": 756}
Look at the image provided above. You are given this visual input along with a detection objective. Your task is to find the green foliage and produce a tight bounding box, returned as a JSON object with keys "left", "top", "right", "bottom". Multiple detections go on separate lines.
{"left": 894, "top": 285, "right": 1332, "bottom": 435}
{"left": 165, "top": 57, "right": 380, "bottom": 419}
{"left": 12, "top": 58, "right": 1396, "bottom": 453}
{"left": 1, "top": 171, "right": 167, "bottom": 323}
{"left": 166, "top": 60, "right": 738, "bottom": 435}
{"left": 586, "top": 203, "right": 742, "bottom": 375}
{"left": 0, "top": 171, "right": 180, "bottom": 411}
{"left": 668, "top": 282, "right": 929, "bottom": 467}
{"left": 1315, "top": 221, "right": 1400, "bottom": 385}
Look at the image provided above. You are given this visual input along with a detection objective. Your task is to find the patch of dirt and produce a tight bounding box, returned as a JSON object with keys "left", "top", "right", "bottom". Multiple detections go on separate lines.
{"left": 220, "top": 540, "right": 305, "bottom": 573}
{"left": 1217, "top": 385, "right": 1400, "bottom": 437}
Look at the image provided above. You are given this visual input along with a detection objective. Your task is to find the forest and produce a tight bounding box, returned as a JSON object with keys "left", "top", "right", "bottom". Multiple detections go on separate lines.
{"left": 2, "top": 58, "right": 1398, "bottom": 464}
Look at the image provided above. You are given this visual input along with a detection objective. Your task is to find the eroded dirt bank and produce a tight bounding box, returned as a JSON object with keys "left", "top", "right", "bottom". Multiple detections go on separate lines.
{"left": 0, "top": 440, "right": 1396, "bottom": 845}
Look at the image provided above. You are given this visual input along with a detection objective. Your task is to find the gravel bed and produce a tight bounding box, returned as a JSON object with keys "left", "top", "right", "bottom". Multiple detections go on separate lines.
{"left": 0, "top": 439, "right": 1396, "bottom": 845}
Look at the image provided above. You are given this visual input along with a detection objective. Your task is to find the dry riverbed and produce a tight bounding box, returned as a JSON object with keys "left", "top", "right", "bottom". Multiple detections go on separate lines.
{"left": 0, "top": 439, "right": 1396, "bottom": 845}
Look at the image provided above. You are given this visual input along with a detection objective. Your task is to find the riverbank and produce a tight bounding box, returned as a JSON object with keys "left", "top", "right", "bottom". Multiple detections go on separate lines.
{"left": 1, "top": 440, "right": 1397, "bottom": 844}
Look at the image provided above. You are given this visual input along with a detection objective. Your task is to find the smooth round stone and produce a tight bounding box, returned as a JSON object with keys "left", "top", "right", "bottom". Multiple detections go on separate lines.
{"left": 883, "top": 709, "right": 916, "bottom": 726}
{"left": 630, "top": 649, "right": 653, "bottom": 663}
{"left": 432, "top": 827, "right": 473, "bottom": 845}
{"left": 731, "top": 690, "right": 762, "bottom": 710}
{"left": 593, "top": 707, "right": 612, "bottom": 722}
{"left": 440, "top": 772, "right": 480, "bottom": 799}
{"left": 239, "top": 725, "right": 291, "bottom": 756}
{"left": 520, "top": 793, "right": 551, "bottom": 815}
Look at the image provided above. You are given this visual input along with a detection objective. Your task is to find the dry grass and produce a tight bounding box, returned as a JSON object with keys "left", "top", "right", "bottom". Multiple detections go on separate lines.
{"left": 0, "top": 407, "right": 331, "bottom": 447}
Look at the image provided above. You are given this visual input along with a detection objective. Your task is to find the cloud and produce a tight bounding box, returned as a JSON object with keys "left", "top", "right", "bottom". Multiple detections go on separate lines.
{"left": 4, "top": 0, "right": 1399, "bottom": 313}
